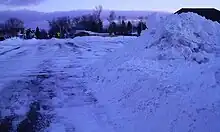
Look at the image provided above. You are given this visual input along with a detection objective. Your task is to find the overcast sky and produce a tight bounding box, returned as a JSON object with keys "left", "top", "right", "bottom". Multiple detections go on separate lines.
{"left": 0, "top": 0, "right": 219, "bottom": 12}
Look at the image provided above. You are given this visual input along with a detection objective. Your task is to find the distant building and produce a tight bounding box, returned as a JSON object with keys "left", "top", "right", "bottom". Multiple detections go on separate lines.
{"left": 175, "top": 8, "right": 220, "bottom": 23}
{"left": 72, "top": 24, "right": 86, "bottom": 33}
{"left": 66, "top": 24, "right": 86, "bottom": 37}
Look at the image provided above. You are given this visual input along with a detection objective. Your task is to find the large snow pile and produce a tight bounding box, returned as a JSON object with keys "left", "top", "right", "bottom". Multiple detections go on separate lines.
{"left": 142, "top": 13, "right": 220, "bottom": 64}
{"left": 85, "top": 13, "right": 220, "bottom": 132}
{"left": 146, "top": 12, "right": 170, "bottom": 28}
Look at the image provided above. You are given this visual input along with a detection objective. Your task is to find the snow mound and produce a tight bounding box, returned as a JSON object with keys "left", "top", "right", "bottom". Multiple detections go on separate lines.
{"left": 146, "top": 12, "right": 170, "bottom": 29}
{"left": 142, "top": 13, "right": 220, "bottom": 64}
{"left": 85, "top": 13, "right": 220, "bottom": 132}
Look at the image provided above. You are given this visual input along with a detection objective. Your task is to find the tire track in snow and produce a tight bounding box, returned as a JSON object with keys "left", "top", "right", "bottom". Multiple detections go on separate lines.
{"left": 0, "top": 38, "right": 129, "bottom": 132}
{"left": 0, "top": 47, "right": 21, "bottom": 56}
{"left": 0, "top": 52, "right": 112, "bottom": 132}
{"left": 0, "top": 60, "right": 56, "bottom": 132}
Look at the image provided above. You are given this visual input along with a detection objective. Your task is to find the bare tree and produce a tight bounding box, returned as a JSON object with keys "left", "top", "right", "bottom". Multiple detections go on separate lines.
{"left": 107, "top": 11, "right": 116, "bottom": 22}
{"left": 5, "top": 18, "right": 24, "bottom": 29}
{"left": 48, "top": 5, "right": 104, "bottom": 36}
{"left": 93, "top": 5, "right": 103, "bottom": 21}
{"left": 72, "top": 17, "right": 81, "bottom": 25}
{"left": 48, "top": 16, "right": 73, "bottom": 38}
{"left": 4, "top": 18, "right": 24, "bottom": 37}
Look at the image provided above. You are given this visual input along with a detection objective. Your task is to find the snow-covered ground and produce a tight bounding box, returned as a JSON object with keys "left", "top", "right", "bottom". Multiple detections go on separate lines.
{"left": 0, "top": 36, "right": 136, "bottom": 131}
{"left": 1, "top": 12, "right": 220, "bottom": 132}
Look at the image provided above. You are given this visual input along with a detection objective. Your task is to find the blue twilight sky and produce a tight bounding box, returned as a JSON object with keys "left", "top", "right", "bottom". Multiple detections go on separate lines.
{"left": 0, "top": 0, "right": 219, "bottom": 12}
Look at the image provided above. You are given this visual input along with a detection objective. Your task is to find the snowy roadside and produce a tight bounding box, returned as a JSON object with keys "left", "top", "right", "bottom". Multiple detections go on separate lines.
{"left": 0, "top": 36, "right": 136, "bottom": 132}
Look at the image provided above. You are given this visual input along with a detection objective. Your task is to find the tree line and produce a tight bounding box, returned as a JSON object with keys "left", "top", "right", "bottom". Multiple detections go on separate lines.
{"left": 0, "top": 18, "right": 48, "bottom": 40}
{"left": 48, "top": 7, "right": 147, "bottom": 37}
{"left": 0, "top": 6, "right": 147, "bottom": 40}
{"left": 108, "top": 11, "right": 147, "bottom": 36}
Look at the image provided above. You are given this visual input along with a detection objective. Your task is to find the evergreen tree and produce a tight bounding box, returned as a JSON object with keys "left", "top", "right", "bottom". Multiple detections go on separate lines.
{"left": 26, "top": 28, "right": 32, "bottom": 39}
{"left": 97, "top": 19, "right": 103, "bottom": 33}
{"left": 137, "top": 21, "right": 142, "bottom": 36}
{"left": 111, "top": 22, "right": 117, "bottom": 35}
{"left": 137, "top": 21, "right": 147, "bottom": 36}
{"left": 127, "top": 21, "right": 133, "bottom": 35}
{"left": 40, "top": 29, "right": 48, "bottom": 39}
{"left": 35, "top": 27, "right": 40, "bottom": 39}
{"left": 108, "top": 21, "right": 117, "bottom": 35}
{"left": 91, "top": 21, "right": 97, "bottom": 32}
{"left": 142, "top": 22, "right": 147, "bottom": 30}
{"left": 108, "top": 23, "right": 113, "bottom": 35}
{"left": 121, "top": 20, "right": 126, "bottom": 35}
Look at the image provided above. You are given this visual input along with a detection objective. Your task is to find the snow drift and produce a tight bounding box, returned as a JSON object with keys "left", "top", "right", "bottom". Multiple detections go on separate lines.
{"left": 86, "top": 13, "right": 220, "bottom": 132}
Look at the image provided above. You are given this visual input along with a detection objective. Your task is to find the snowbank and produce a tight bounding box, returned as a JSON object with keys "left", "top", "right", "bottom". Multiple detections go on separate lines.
{"left": 86, "top": 13, "right": 220, "bottom": 132}
{"left": 142, "top": 12, "right": 220, "bottom": 63}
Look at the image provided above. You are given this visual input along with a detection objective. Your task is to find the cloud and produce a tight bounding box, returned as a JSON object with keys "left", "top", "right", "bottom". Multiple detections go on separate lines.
{"left": 0, "top": 0, "right": 46, "bottom": 6}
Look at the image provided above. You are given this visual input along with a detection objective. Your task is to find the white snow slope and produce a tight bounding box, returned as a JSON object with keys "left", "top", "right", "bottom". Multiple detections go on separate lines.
{"left": 85, "top": 13, "right": 220, "bottom": 132}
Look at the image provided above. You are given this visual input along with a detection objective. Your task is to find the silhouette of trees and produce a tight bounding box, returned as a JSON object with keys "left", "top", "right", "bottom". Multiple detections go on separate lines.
{"left": 127, "top": 21, "right": 133, "bottom": 34}
{"left": 48, "top": 16, "right": 73, "bottom": 38}
{"left": 108, "top": 11, "right": 116, "bottom": 22}
{"left": 4, "top": 18, "right": 24, "bottom": 37}
{"left": 137, "top": 21, "right": 147, "bottom": 36}
{"left": 35, "top": 27, "right": 40, "bottom": 39}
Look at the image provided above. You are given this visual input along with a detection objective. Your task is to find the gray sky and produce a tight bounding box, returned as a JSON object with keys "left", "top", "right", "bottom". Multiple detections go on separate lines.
{"left": 0, "top": 0, "right": 219, "bottom": 12}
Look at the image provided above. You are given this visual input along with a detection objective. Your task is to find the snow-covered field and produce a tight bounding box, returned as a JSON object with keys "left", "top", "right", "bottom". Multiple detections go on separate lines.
{"left": 1, "top": 12, "right": 220, "bottom": 132}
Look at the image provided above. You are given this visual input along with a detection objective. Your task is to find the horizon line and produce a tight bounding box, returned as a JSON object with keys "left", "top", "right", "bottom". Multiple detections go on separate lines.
{"left": 0, "top": 8, "right": 174, "bottom": 13}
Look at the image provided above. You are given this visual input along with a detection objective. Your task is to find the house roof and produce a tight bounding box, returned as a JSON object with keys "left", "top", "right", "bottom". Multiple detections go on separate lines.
{"left": 175, "top": 8, "right": 220, "bottom": 22}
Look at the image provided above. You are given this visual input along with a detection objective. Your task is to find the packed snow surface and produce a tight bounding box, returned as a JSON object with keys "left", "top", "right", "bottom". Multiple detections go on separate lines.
{"left": 1, "top": 12, "right": 220, "bottom": 132}
{"left": 0, "top": 36, "right": 136, "bottom": 131}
